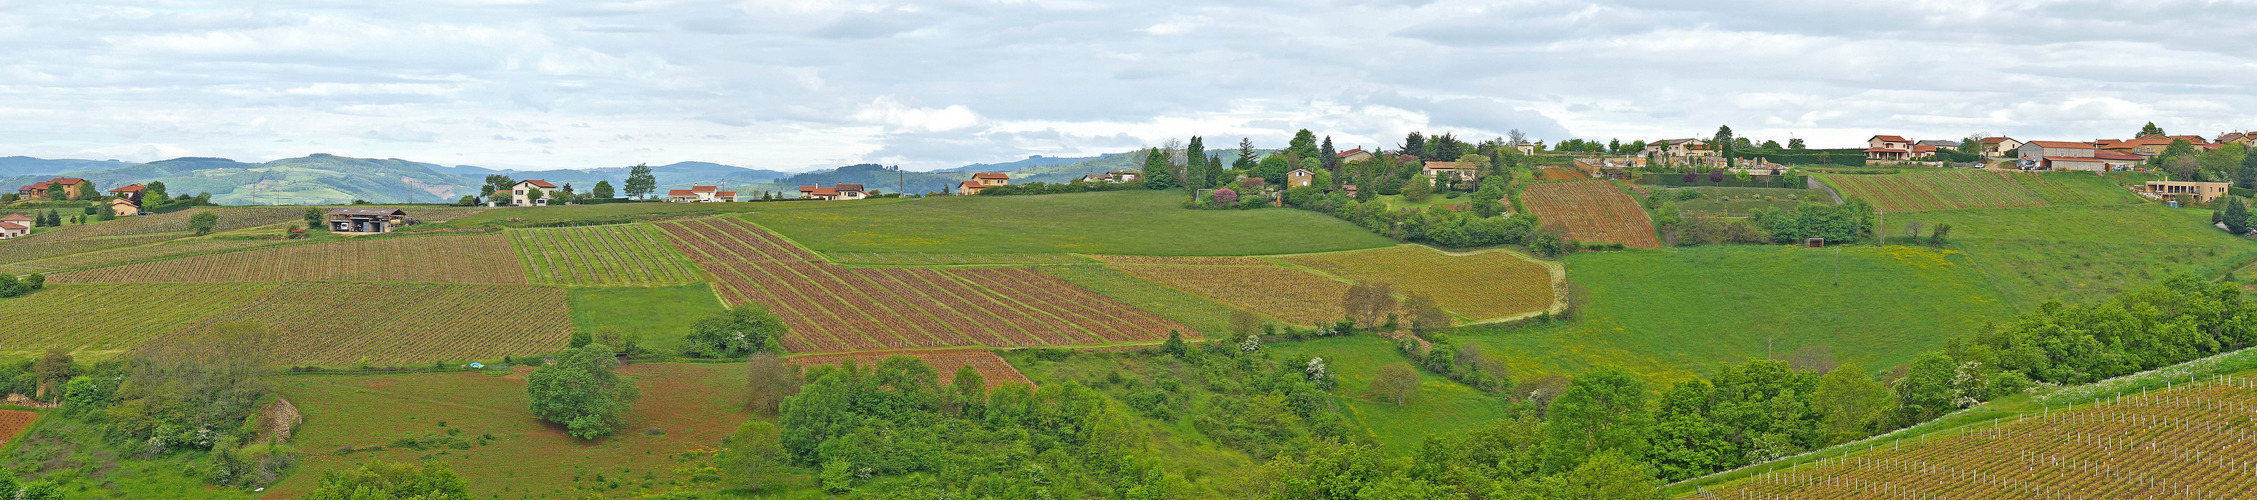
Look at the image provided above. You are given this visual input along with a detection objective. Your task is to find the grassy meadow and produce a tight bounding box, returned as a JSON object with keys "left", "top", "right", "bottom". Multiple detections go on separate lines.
{"left": 565, "top": 285, "right": 730, "bottom": 354}
{"left": 1262, "top": 336, "right": 1515, "bottom": 455}
{"left": 1665, "top": 186, "right": 1826, "bottom": 217}
{"left": 1457, "top": 245, "right": 2019, "bottom": 382}
{"left": 1905, "top": 204, "right": 2257, "bottom": 307}
{"left": 740, "top": 190, "right": 1394, "bottom": 256}
{"left": 1040, "top": 264, "right": 1248, "bottom": 337}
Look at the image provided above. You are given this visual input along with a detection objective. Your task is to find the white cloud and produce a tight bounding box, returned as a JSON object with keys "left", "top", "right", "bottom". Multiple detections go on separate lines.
{"left": 0, "top": 0, "right": 2250, "bottom": 171}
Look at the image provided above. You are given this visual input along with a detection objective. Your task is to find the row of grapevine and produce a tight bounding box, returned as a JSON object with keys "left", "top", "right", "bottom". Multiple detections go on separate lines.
{"left": 166, "top": 282, "right": 572, "bottom": 366}
{"left": 654, "top": 217, "right": 1187, "bottom": 353}
{"left": 509, "top": 223, "right": 706, "bottom": 286}
{"left": 1713, "top": 377, "right": 2257, "bottom": 498}
{"left": 1522, "top": 179, "right": 1661, "bottom": 248}
{"left": 49, "top": 234, "right": 527, "bottom": 284}
{"left": 0, "top": 283, "right": 278, "bottom": 353}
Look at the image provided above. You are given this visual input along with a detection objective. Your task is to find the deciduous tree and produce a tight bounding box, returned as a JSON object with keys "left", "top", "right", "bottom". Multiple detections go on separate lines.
{"left": 527, "top": 343, "right": 640, "bottom": 440}
{"left": 625, "top": 164, "right": 657, "bottom": 199}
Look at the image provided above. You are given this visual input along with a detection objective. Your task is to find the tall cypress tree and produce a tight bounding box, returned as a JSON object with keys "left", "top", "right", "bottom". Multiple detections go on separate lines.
{"left": 1184, "top": 137, "right": 1208, "bottom": 190}
{"left": 1320, "top": 136, "right": 1338, "bottom": 171}
{"left": 1235, "top": 138, "right": 1257, "bottom": 171}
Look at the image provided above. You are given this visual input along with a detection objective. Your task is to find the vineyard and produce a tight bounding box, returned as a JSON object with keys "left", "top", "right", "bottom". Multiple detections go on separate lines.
{"left": 0, "top": 410, "right": 35, "bottom": 446}
{"left": 0, "top": 236, "right": 301, "bottom": 275}
{"left": 168, "top": 283, "right": 573, "bottom": 366}
{"left": 1090, "top": 255, "right": 1355, "bottom": 325}
{"left": 509, "top": 223, "right": 706, "bottom": 286}
{"left": 0, "top": 284, "right": 276, "bottom": 357}
{"left": 790, "top": 349, "right": 1034, "bottom": 389}
{"left": 1708, "top": 377, "right": 2257, "bottom": 498}
{"left": 1521, "top": 179, "right": 1661, "bottom": 248}
{"left": 824, "top": 252, "right": 1092, "bottom": 266}
{"left": 654, "top": 217, "right": 1188, "bottom": 353}
{"left": 1536, "top": 168, "right": 1590, "bottom": 180}
{"left": 49, "top": 234, "right": 527, "bottom": 284}
{"left": 1818, "top": 170, "right": 2134, "bottom": 213}
{"left": 1281, "top": 245, "right": 1559, "bottom": 322}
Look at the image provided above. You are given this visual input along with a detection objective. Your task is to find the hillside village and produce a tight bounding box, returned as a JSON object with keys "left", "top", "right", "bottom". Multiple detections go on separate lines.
{"left": 0, "top": 121, "right": 2255, "bottom": 498}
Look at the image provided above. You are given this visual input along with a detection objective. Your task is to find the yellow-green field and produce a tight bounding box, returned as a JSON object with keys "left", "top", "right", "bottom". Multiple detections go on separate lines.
{"left": 1281, "top": 245, "right": 1560, "bottom": 322}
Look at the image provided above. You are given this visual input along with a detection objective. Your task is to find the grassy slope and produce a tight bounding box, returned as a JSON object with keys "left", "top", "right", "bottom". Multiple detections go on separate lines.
{"left": 740, "top": 190, "right": 1394, "bottom": 256}
{"left": 566, "top": 285, "right": 730, "bottom": 354}
{"left": 1461, "top": 245, "right": 2016, "bottom": 383}
{"left": 1668, "top": 187, "right": 1827, "bottom": 217}
{"left": 1905, "top": 204, "right": 2257, "bottom": 308}
{"left": 1263, "top": 336, "right": 1513, "bottom": 455}
{"left": 268, "top": 363, "right": 753, "bottom": 499}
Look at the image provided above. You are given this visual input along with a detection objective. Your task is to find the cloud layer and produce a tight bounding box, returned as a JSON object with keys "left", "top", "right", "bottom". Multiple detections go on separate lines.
{"left": 2, "top": 0, "right": 2252, "bottom": 171}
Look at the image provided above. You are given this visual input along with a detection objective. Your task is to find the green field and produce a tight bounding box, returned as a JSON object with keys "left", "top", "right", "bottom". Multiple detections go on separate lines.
{"left": 268, "top": 363, "right": 751, "bottom": 498}
{"left": 1906, "top": 204, "right": 2257, "bottom": 307}
{"left": 1264, "top": 336, "right": 1514, "bottom": 455}
{"left": 510, "top": 223, "right": 707, "bottom": 286}
{"left": 1457, "top": 245, "right": 2017, "bottom": 382}
{"left": 565, "top": 285, "right": 729, "bottom": 354}
{"left": 0, "top": 283, "right": 275, "bottom": 359}
{"left": 741, "top": 190, "right": 1395, "bottom": 256}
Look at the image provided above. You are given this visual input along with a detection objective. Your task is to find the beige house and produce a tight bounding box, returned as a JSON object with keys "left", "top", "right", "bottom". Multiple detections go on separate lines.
{"left": 957, "top": 172, "right": 1009, "bottom": 195}
{"left": 1336, "top": 148, "right": 1374, "bottom": 164}
{"left": 2217, "top": 132, "right": 2256, "bottom": 147}
{"left": 1977, "top": 137, "right": 2023, "bottom": 158}
{"left": 501, "top": 180, "right": 562, "bottom": 206}
{"left": 0, "top": 214, "right": 30, "bottom": 239}
{"left": 2138, "top": 181, "right": 2230, "bottom": 203}
{"left": 795, "top": 184, "right": 865, "bottom": 201}
{"left": 1421, "top": 161, "right": 1477, "bottom": 183}
{"left": 1286, "top": 168, "right": 1315, "bottom": 188}
{"left": 669, "top": 185, "right": 739, "bottom": 203}
{"left": 108, "top": 197, "right": 140, "bottom": 217}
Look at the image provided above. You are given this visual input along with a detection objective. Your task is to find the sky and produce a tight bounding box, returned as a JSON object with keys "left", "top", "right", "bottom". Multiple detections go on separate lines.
{"left": 2, "top": 0, "right": 2254, "bottom": 172}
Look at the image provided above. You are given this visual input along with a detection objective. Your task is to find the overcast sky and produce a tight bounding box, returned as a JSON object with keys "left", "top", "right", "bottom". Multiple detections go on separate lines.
{"left": 3, "top": 0, "right": 2254, "bottom": 171}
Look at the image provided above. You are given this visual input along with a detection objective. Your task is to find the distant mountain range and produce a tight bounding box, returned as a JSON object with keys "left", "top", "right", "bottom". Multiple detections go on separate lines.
{"left": 0, "top": 151, "right": 1182, "bottom": 205}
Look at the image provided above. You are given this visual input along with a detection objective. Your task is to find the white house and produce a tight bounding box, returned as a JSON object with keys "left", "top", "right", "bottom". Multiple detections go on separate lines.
{"left": 500, "top": 180, "right": 562, "bottom": 206}
{"left": 668, "top": 185, "right": 740, "bottom": 203}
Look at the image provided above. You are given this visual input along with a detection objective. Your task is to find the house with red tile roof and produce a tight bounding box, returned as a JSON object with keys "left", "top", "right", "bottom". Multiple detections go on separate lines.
{"left": 0, "top": 214, "right": 31, "bottom": 239}
{"left": 2016, "top": 141, "right": 2118, "bottom": 171}
{"left": 108, "top": 184, "right": 147, "bottom": 204}
{"left": 957, "top": 173, "right": 1009, "bottom": 195}
{"left": 16, "top": 178, "right": 89, "bottom": 200}
{"left": 2105, "top": 134, "right": 2211, "bottom": 157}
{"left": 2216, "top": 132, "right": 2256, "bottom": 147}
{"left": 1865, "top": 135, "right": 1921, "bottom": 161}
{"left": 1976, "top": 137, "right": 2022, "bottom": 158}
{"left": 1336, "top": 148, "right": 1374, "bottom": 163}
{"left": 794, "top": 184, "right": 863, "bottom": 201}
{"left": 500, "top": 180, "right": 562, "bottom": 206}
{"left": 668, "top": 185, "right": 740, "bottom": 203}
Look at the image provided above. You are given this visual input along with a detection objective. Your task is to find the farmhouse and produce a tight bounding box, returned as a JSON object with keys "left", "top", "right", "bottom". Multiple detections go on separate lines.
{"left": 2138, "top": 181, "right": 2230, "bottom": 203}
{"left": 798, "top": 184, "right": 867, "bottom": 201}
{"left": 1106, "top": 170, "right": 1141, "bottom": 183}
{"left": 325, "top": 208, "right": 410, "bottom": 233}
{"left": 1336, "top": 148, "right": 1374, "bottom": 163}
{"left": 1644, "top": 138, "right": 1719, "bottom": 167}
{"left": 1421, "top": 161, "right": 1477, "bottom": 183}
{"left": 667, "top": 185, "right": 739, "bottom": 203}
{"left": 957, "top": 172, "right": 1009, "bottom": 195}
{"left": 108, "top": 184, "right": 146, "bottom": 204}
{"left": 1079, "top": 174, "right": 1109, "bottom": 183}
{"left": 2218, "top": 132, "right": 2256, "bottom": 147}
{"left": 1864, "top": 135, "right": 1920, "bottom": 161}
{"left": 108, "top": 197, "right": 139, "bottom": 217}
{"left": 16, "top": 178, "right": 88, "bottom": 201}
{"left": 501, "top": 180, "right": 562, "bottom": 206}
{"left": 1286, "top": 168, "right": 1315, "bottom": 188}
{"left": 1977, "top": 137, "right": 2023, "bottom": 158}
{"left": 0, "top": 214, "right": 29, "bottom": 239}
{"left": 2017, "top": 141, "right": 2109, "bottom": 171}
{"left": 2105, "top": 134, "right": 2211, "bottom": 157}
